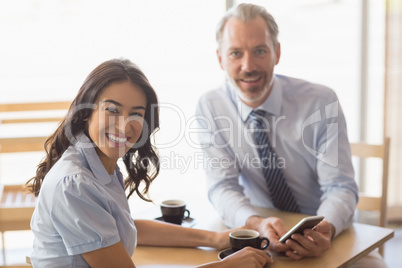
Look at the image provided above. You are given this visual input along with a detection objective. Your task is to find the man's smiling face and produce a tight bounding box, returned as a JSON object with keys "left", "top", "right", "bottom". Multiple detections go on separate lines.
{"left": 217, "top": 16, "right": 281, "bottom": 108}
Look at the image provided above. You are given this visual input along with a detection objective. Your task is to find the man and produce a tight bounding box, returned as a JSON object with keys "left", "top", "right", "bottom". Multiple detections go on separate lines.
{"left": 196, "top": 3, "right": 385, "bottom": 266}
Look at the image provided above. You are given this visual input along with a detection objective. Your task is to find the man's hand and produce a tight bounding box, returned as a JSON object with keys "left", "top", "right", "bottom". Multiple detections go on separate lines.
{"left": 246, "top": 216, "right": 290, "bottom": 252}
{"left": 283, "top": 220, "right": 334, "bottom": 260}
{"left": 246, "top": 216, "right": 335, "bottom": 260}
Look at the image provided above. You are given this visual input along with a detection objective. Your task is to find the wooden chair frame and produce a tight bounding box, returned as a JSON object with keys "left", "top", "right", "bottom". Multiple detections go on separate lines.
{"left": 0, "top": 101, "right": 70, "bottom": 266}
{"left": 350, "top": 137, "right": 390, "bottom": 256}
{"left": 0, "top": 101, "right": 70, "bottom": 153}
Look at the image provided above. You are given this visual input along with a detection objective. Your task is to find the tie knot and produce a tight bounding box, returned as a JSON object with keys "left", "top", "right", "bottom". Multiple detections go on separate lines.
{"left": 250, "top": 109, "right": 266, "bottom": 118}
{"left": 248, "top": 110, "right": 267, "bottom": 129}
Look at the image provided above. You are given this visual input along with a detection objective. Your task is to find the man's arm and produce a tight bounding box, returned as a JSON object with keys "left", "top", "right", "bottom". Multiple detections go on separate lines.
{"left": 282, "top": 93, "right": 356, "bottom": 259}
{"left": 315, "top": 93, "right": 358, "bottom": 238}
{"left": 196, "top": 94, "right": 260, "bottom": 228}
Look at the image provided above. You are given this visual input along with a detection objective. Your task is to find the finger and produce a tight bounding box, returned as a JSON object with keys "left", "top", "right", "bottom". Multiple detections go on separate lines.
{"left": 286, "top": 249, "right": 304, "bottom": 260}
{"left": 285, "top": 238, "right": 311, "bottom": 256}
{"left": 313, "top": 221, "right": 334, "bottom": 239}
{"left": 269, "top": 238, "right": 290, "bottom": 252}
{"left": 304, "top": 228, "right": 330, "bottom": 243}
{"left": 265, "top": 220, "right": 289, "bottom": 252}
{"left": 292, "top": 233, "right": 318, "bottom": 249}
{"left": 287, "top": 233, "right": 326, "bottom": 258}
{"left": 303, "top": 229, "right": 323, "bottom": 244}
{"left": 238, "top": 247, "right": 274, "bottom": 265}
{"left": 287, "top": 232, "right": 322, "bottom": 255}
{"left": 254, "top": 250, "right": 274, "bottom": 265}
{"left": 264, "top": 231, "right": 289, "bottom": 252}
{"left": 303, "top": 229, "right": 331, "bottom": 253}
{"left": 269, "top": 218, "right": 287, "bottom": 236}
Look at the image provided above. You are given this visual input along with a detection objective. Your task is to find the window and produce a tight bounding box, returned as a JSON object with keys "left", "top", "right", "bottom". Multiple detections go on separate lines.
{"left": 0, "top": 0, "right": 386, "bottom": 207}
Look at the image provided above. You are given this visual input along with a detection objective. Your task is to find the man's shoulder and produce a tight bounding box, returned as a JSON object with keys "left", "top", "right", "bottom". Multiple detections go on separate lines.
{"left": 199, "top": 84, "right": 230, "bottom": 102}
{"left": 196, "top": 84, "right": 239, "bottom": 118}
{"left": 276, "top": 74, "right": 336, "bottom": 97}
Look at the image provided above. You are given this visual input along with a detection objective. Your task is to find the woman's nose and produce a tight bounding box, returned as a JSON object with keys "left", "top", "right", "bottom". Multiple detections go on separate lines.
{"left": 112, "top": 114, "right": 127, "bottom": 132}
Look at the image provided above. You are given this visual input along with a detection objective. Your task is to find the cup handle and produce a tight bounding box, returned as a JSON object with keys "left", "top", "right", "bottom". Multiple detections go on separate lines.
{"left": 260, "top": 237, "right": 270, "bottom": 250}
{"left": 183, "top": 209, "right": 190, "bottom": 220}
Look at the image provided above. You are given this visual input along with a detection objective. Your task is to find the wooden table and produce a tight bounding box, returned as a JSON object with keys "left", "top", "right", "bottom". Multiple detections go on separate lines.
{"left": 132, "top": 206, "right": 394, "bottom": 268}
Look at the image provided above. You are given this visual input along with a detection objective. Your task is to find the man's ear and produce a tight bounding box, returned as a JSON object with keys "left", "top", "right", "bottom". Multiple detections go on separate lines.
{"left": 275, "top": 42, "right": 281, "bottom": 65}
{"left": 216, "top": 49, "right": 224, "bottom": 70}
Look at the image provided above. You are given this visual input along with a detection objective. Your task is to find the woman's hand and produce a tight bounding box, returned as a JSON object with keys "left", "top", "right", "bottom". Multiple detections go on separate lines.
{"left": 220, "top": 247, "right": 273, "bottom": 268}
{"left": 212, "top": 229, "right": 232, "bottom": 250}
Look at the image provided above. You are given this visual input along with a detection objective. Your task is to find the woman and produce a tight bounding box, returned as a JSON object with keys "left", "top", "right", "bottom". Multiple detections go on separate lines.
{"left": 26, "top": 58, "right": 272, "bottom": 267}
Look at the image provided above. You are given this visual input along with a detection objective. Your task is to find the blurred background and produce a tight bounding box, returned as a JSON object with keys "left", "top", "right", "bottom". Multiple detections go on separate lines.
{"left": 0, "top": 0, "right": 401, "bottom": 266}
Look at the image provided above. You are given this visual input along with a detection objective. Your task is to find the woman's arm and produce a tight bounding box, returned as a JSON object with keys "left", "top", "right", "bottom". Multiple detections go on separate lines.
{"left": 135, "top": 219, "right": 230, "bottom": 250}
{"left": 81, "top": 241, "right": 135, "bottom": 268}
{"left": 197, "top": 247, "right": 273, "bottom": 268}
{"left": 135, "top": 219, "right": 273, "bottom": 268}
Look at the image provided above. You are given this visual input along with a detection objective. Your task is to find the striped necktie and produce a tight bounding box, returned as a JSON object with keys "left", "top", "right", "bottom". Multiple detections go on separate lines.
{"left": 248, "top": 109, "right": 300, "bottom": 213}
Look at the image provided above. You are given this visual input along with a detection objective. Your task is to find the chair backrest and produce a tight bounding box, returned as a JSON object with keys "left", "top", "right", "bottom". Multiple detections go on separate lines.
{"left": 0, "top": 101, "right": 71, "bottom": 153}
{"left": 350, "top": 138, "right": 390, "bottom": 256}
{"left": 350, "top": 137, "right": 391, "bottom": 228}
{"left": 0, "top": 101, "right": 71, "bottom": 264}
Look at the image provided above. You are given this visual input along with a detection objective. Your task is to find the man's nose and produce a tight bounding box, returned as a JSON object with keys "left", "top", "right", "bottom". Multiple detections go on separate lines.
{"left": 241, "top": 53, "right": 257, "bottom": 72}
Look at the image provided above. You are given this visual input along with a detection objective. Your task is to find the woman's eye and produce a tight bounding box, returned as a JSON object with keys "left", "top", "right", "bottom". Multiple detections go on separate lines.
{"left": 130, "top": 112, "right": 144, "bottom": 117}
{"left": 106, "top": 106, "right": 118, "bottom": 113}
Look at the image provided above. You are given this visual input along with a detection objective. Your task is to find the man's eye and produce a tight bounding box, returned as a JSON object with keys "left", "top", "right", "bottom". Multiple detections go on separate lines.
{"left": 255, "top": 49, "right": 266, "bottom": 55}
{"left": 229, "top": 51, "right": 241, "bottom": 57}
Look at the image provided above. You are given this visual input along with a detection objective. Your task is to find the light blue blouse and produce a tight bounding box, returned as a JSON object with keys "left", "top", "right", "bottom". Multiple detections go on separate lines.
{"left": 30, "top": 133, "right": 136, "bottom": 267}
{"left": 196, "top": 75, "right": 358, "bottom": 237}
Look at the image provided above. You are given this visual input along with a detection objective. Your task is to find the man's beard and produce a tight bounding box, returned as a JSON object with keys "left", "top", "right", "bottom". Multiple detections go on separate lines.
{"left": 225, "top": 72, "right": 272, "bottom": 105}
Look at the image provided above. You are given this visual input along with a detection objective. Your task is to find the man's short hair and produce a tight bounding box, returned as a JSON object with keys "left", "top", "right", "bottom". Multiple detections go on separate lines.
{"left": 216, "top": 3, "right": 279, "bottom": 50}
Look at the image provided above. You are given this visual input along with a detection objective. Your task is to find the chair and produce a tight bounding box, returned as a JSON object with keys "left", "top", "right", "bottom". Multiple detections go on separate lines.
{"left": 350, "top": 137, "right": 390, "bottom": 256}
{"left": 0, "top": 101, "right": 70, "bottom": 153}
{"left": 0, "top": 101, "right": 70, "bottom": 266}
{"left": 0, "top": 184, "right": 35, "bottom": 267}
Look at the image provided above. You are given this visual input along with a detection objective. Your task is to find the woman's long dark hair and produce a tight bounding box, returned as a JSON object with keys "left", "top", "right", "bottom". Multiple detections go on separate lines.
{"left": 26, "top": 58, "right": 160, "bottom": 201}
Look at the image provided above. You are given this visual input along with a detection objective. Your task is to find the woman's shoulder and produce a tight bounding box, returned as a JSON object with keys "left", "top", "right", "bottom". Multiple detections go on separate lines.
{"left": 49, "top": 145, "right": 89, "bottom": 176}
{"left": 40, "top": 145, "right": 95, "bottom": 193}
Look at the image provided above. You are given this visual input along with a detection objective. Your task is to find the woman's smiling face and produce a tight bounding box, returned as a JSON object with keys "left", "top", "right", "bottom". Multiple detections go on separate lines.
{"left": 88, "top": 80, "right": 147, "bottom": 173}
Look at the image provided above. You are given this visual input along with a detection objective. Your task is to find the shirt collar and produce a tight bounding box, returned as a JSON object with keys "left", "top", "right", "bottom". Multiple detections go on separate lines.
{"left": 229, "top": 76, "right": 283, "bottom": 122}
{"left": 74, "top": 132, "right": 114, "bottom": 185}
